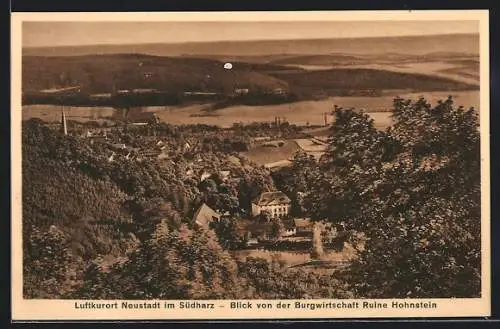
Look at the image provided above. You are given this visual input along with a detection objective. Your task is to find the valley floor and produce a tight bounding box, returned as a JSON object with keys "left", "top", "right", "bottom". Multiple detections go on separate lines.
{"left": 22, "top": 90, "right": 479, "bottom": 129}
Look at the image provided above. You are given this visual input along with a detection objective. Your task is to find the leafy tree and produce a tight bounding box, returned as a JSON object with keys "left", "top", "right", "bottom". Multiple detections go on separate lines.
{"left": 260, "top": 210, "right": 272, "bottom": 222}
{"left": 74, "top": 223, "right": 242, "bottom": 299}
{"left": 272, "top": 151, "right": 318, "bottom": 216}
{"left": 237, "top": 257, "right": 351, "bottom": 299}
{"left": 303, "top": 107, "right": 393, "bottom": 225}
{"left": 24, "top": 225, "right": 82, "bottom": 298}
{"left": 210, "top": 217, "right": 244, "bottom": 250}
{"left": 309, "top": 98, "right": 481, "bottom": 298}
{"left": 199, "top": 178, "right": 218, "bottom": 193}
{"left": 238, "top": 173, "right": 275, "bottom": 215}
{"left": 199, "top": 178, "right": 240, "bottom": 213}
{"left": 270, "top": 218, "right": 285, "bottom": 241}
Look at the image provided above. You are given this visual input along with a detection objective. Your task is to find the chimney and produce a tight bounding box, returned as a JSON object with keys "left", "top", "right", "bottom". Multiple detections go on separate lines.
{"left": 61, "top": 108, "right": 68, "bottom": 136}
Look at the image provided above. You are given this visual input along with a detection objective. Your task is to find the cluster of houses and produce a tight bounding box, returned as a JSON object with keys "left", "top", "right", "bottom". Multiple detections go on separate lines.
{"left": 96, "top": 139, "right": 170, "bottom": 163}
{"left": 57, "top": 109, "right": 316, "bottom": 249}
{"left": 84, "top": 128, "right": 112, "bottom": 143}
{"left": 192, "top": 190, "right": 314, "bottom": 248}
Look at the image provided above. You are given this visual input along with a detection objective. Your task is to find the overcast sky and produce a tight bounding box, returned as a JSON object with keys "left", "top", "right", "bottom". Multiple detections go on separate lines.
{"left": 23, "top": 21, "right": 479, "bottom": 48}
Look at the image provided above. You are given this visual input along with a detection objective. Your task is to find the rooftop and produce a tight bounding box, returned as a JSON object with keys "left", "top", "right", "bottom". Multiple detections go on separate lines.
{"left": 253, "top": 191, "right": 291, "bottom": 206}
{"left": 193, "top": 203, "right": 220, "bottom": 227}
{"left": 293, "top": 218, "right": 312, "bottom": 228}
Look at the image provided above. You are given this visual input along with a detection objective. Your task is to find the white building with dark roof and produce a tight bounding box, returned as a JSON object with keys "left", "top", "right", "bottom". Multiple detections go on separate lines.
{"left": 251, "top": 191, "right": 292, "bottom": 219}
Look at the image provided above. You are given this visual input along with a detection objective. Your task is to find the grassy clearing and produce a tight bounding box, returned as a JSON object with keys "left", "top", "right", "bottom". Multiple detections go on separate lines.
{"left": 243, "top": 140, "right": 301, "bottom": 165}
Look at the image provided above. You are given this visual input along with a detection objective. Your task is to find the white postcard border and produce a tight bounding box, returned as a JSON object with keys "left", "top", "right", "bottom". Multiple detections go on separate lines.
{"left": 11, "top": 10, "right": 491, "bottom": 320}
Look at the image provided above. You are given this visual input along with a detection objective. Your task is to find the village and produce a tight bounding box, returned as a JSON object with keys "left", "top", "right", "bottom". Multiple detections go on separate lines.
{"left": 53, "top": 106, "right": 352, "bottom": 256}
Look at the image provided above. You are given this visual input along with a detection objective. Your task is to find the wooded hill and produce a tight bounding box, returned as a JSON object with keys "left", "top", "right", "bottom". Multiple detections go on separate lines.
{"left": 22, "top": 53, "right": 478, "bottom": 105}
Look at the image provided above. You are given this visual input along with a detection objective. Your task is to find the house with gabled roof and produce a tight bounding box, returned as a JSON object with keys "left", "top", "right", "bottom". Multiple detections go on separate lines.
{"left": 192, "top": 203, "right": 221, "bottom": 228}
{"left": 294, "top": 218, "right": 313, "bottom": 235}
{"left": 200, "top": 171, "right": 212, "bottom": 182}
{"left": 219, "top": 170, "right": 231, "bottom": 182}
{"left": 251, "top": 191, "right": 292, "bottom": 219}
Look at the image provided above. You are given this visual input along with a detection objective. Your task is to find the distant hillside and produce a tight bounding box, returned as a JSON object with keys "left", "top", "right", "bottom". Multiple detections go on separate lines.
{"left": 23, "top": 33, "right": 479, "bottom": 58}
{"left": 270, "top": 54, "right": 366, "bottom": 66}
{"left": 267, "top": 52, "right": 479, "bottom": 66}
{"left": 270, "top": 68, "right": 478, "bottom": 97}
{"left": 22, "top": 54, "right": 289, "bottom": 94}
{"left": 22, "top": 53, "right": 478, "bottom": 106}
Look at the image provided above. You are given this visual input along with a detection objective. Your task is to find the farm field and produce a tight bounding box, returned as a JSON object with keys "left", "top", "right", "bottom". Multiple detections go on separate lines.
{"left": 294, "top": 138, "right": 327, "bottom": 152}
{"left": 244, "top": 138, "right": 328, "bottom": 167}
{"left": 243, "top": 140, "right": 301, "bottom": 165}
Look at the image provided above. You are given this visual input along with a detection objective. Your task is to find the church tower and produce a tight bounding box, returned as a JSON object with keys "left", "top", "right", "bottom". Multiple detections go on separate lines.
{"left": 61, "top": 108, "right": 68, "bottom": 136}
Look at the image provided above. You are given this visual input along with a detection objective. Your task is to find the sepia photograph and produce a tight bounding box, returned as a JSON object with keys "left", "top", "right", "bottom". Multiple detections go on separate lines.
{"left": 11, "top": 10, "right": 490, "bottom": 320}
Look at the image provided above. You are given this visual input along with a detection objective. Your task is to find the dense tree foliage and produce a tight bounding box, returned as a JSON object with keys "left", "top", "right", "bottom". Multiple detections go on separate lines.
{"left": 272, "top": 151, "right": 318, "bottom": 216}
{"left": 22, "top": 118, "right": 306, "bottom": 299}
{"left": 298, "top": 97, "right": 481, "bottom": 298}
{"left": 22, "top": 95, "right": 482, "bottom": 299}
{"left": 24, "top": 225, "right": 83, "bottom": 298}
{"left": 74, "top": 223, "right": 242, "bottom": 299}
{"left": 237, "top": 257, "right": 351, "bottom": 299}
{"left": 210, "top": 217, "right": 245, "bottom": 250}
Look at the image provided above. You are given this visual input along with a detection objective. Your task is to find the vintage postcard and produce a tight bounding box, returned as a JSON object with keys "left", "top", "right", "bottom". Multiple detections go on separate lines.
{"left": 11, "top": 10, "right": 490, "bottom": 320}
